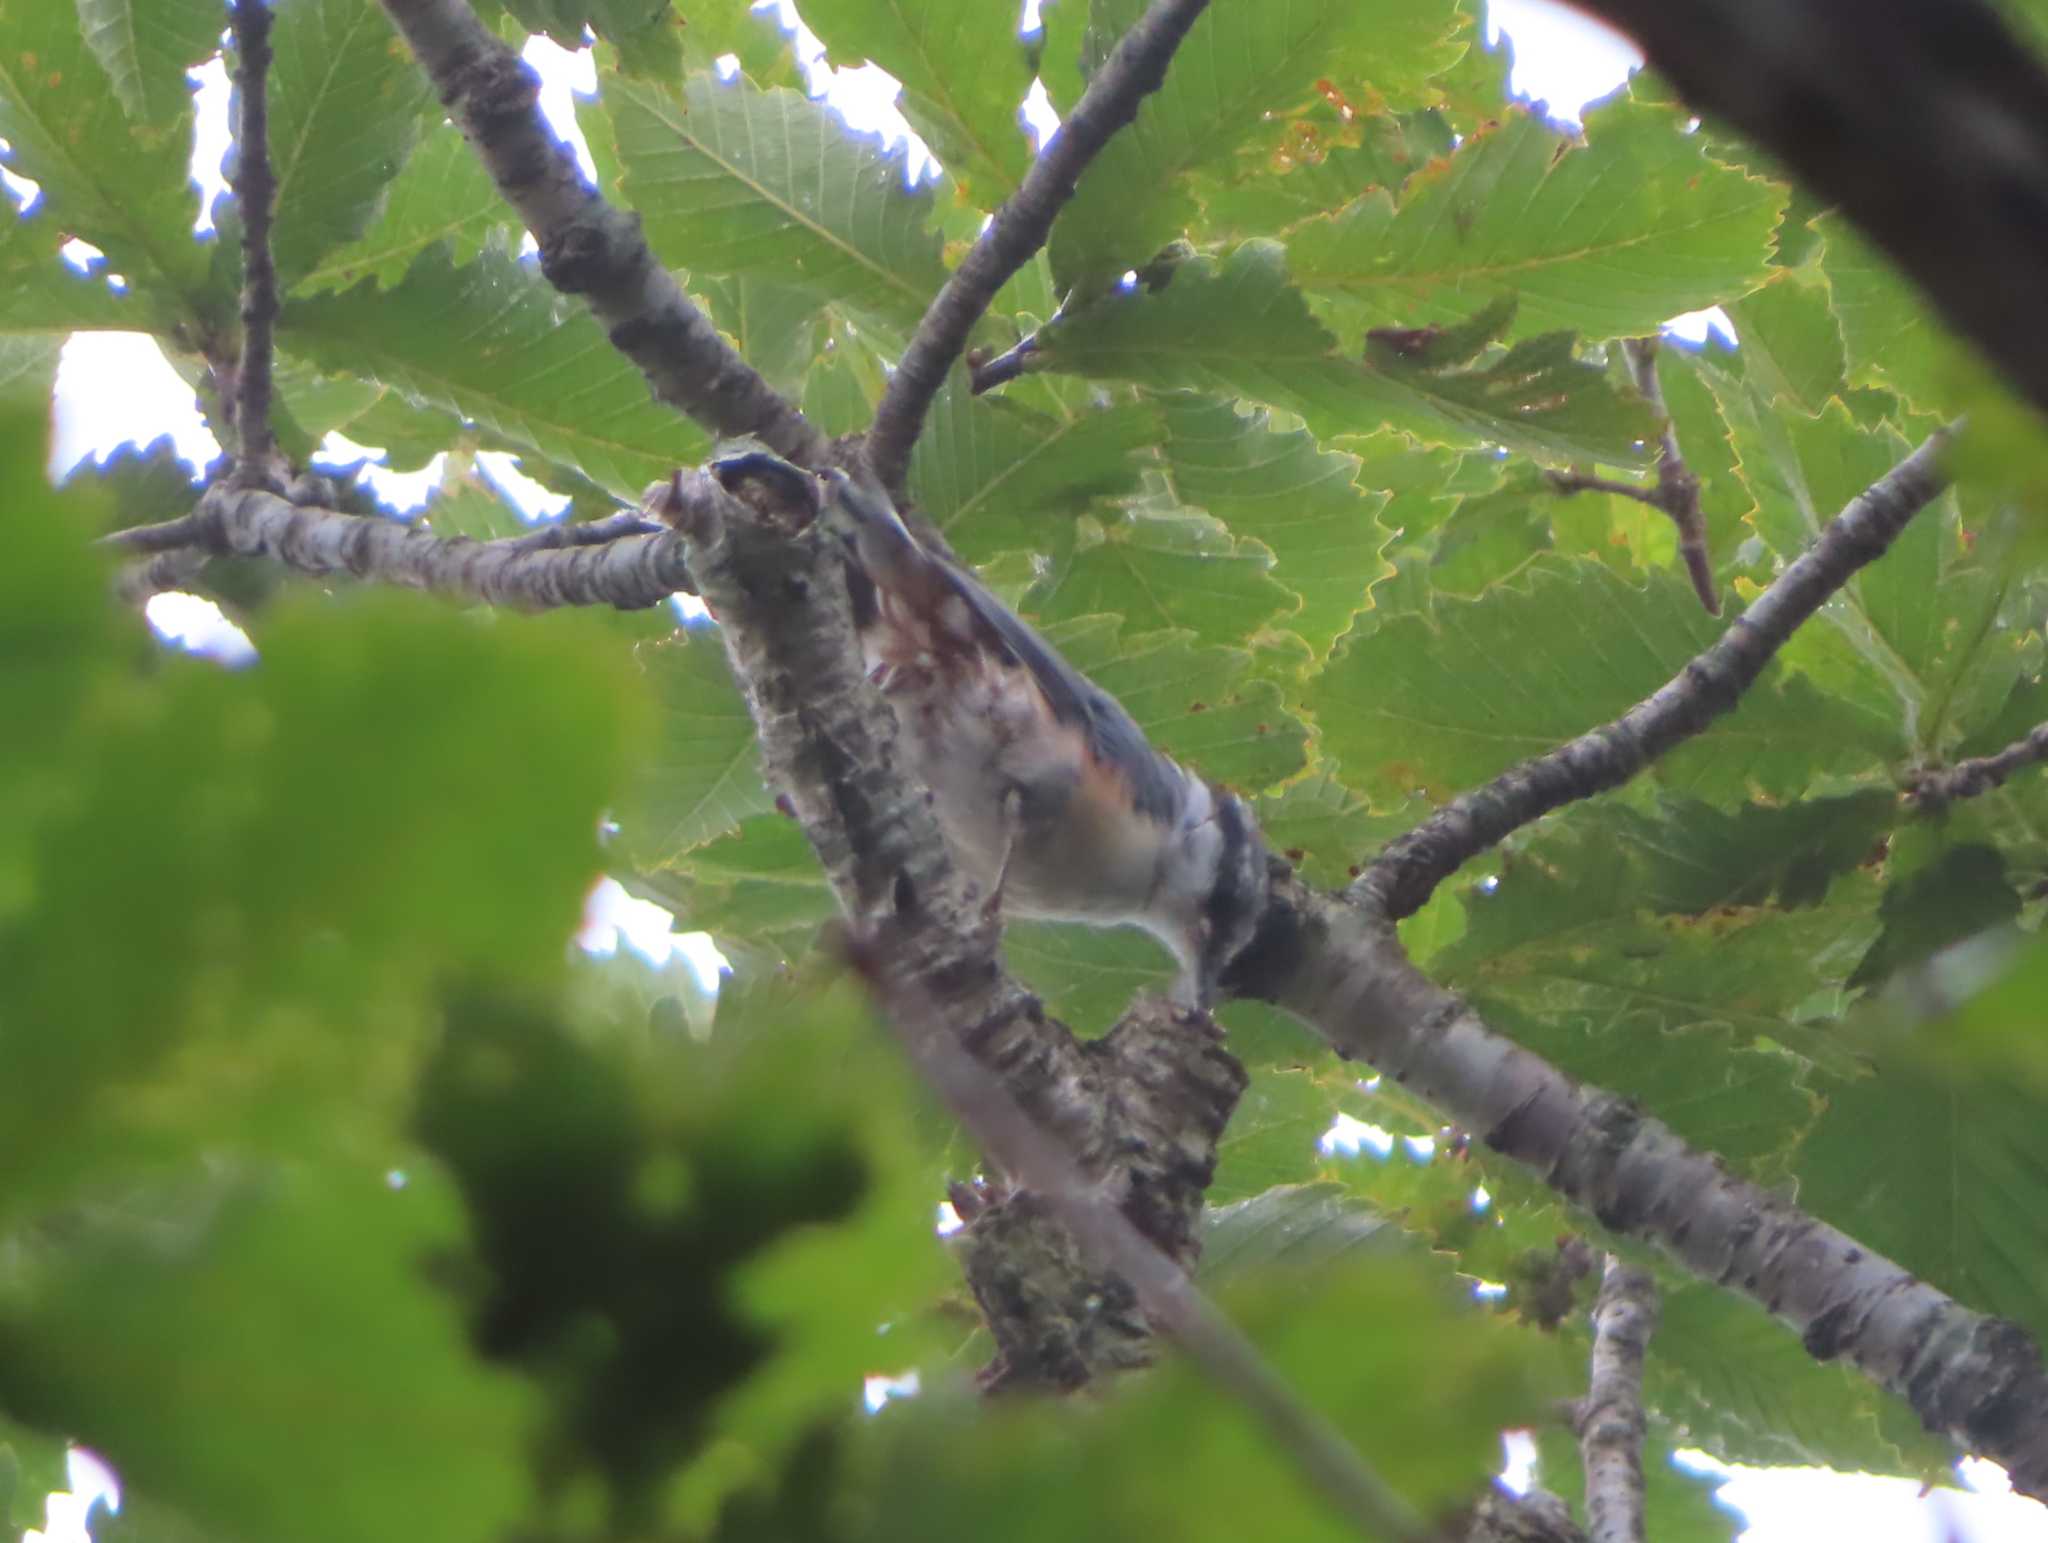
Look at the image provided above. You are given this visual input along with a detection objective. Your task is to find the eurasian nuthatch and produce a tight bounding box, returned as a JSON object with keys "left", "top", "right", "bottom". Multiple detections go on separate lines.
{"left": 708, "top": 453, "right": 1265, "bottom": 1007}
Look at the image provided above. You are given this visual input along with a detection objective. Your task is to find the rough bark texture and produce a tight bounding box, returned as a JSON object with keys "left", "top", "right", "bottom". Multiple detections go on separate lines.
{"left": 378, "top": 0, "right": 827, "bottom": 465}
{"left": 1224, "top": 872, "right": 2048, "bottom": 1499}
{"left": 1577, "top": 0, "right": 2048, "bottom": 425}
{"left": 107, "top": 485, "right": 695, "bottom": 610}
{"left": 228, "top": 0, "right": 279, "bottom": 485}
{"left": 1458, "top": 1487, "right": 1588, "bottom": 1543}
{"left": 1577, "top": 1259, "right": 1657, "bottom": 1543}
{"left": 664, "top": 467, "right": 1243, "bottom": 1390}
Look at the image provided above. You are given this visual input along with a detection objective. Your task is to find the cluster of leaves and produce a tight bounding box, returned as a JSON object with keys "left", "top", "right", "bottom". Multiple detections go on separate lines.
{"left": 10, "top": 0, "right": 2048, "bottom": 1538}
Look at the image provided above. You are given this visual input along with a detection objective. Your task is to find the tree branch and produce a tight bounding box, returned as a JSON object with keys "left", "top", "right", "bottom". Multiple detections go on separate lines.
{"left": 229, "top": 0, "right": 280, "bottom": 487}
{"left": 1906, "top": 724, "right": 2048, "bottom": 810}
{"left": 1576, "top": 1258, "right": 1657, "bottom": 1543}
{"left": 103, "top": 484, "right": 695, "bottom": 610}
{"left": 1575, "top": 0, "right": 2048, "bottom": 427}
{"left": 862, "top": 0, "right": 1212, "bottom": 494}
{"left": 653, "top": 466, "right": 1245, "bottom": 1390}
{"left": 1358, "top": 425, "right": 1956, "bottom": 923}
{"left": 1222, "top": 873, "right": 2048, "bottom": 1501}
{"left": 376, "top": 0, "right": 827, "bottom": 466}
{"left": 873, "top": 962, "right": 1427, "bottom": 1542}
{"left": 1620, "top": 336, "right": 1714, "bottom": 615}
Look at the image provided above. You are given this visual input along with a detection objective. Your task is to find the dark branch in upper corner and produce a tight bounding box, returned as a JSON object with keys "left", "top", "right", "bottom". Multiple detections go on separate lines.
{"left": 1544, "top": 339, "right": 1714, "bottom": 615}
{"left": 229, "top": 0, "right": 280, "bottom": 489}
{"left": 1576, "top": 1258, "right": 1657, "bottom": 1543}
{"left": 1355, "top": 424, "right": 1956, "bottom": 922}
{"left": 1574, "top": 0, "right": 2048, "bottom": 430}
{"left": 1907, "top": 723, "right": 2048, "bottom": 810}
{"left": 376, "top": 0, "right": 827, "bottom": 467}
{"left": 862, "top": 0, "right": 1213, "bottom": 494}
{"left": 103, "top": 484, "right": 695, "bottom": 611}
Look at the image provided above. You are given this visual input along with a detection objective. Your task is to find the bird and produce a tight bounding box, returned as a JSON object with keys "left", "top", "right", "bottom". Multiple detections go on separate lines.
{"left": 705, "top": 452, "right": 1266, "bottom": 1008}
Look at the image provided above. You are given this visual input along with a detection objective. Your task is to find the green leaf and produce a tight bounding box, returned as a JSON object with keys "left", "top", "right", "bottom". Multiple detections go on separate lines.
{"left": 292, "top": 121, "right": 515, "bottom": 293}
{"left": 799, "top": 0, "right": 1036, "bottom": 202}
{"left": 74, "top": 0, "right": 221, "bottom": 126}
{"left": 0, "top": 1416, "right": 69, "bottom": 1532}
{"left": 1191, "top": 102, "right": 1457, "bottom": 243}
{"left": 1155, "top": 396, "right": 1394, "bottom": 657}
{"left": 1724, "top": 271, "right": 1846, "bottom": 415}
{"left": 0, "top": 334, "right": 61, "bottom": 408}
{"left": 281, "top": 240, "right": 709, "bottom": 497}
{"left": 1847, "top": 843, "right": 2021, "bottom": 992}
{"left": 1045, "top": 616, "right": 1309, "bottom": 790}
{"left": 0, "top": 590, "right": 645, "bottom": 1217}
{"left": 614, "top": 631, "right": 776, "bottom": 867}
{"left": 266, "top": 0, "right": 437, "bottom": 287}
{"left": 1433, "top": 814, "right": 1864, "bottom": 1163}
{"left": 1649, "top": 1278, "right": 1951, "bottom": 1477}
{"left": 504, "top": 0, "right": 681, "bottom": 75}
{"left": 0, "top": 0, "right": 210, "bottom": 305}
{"left": 1030, "top": 244, "right": 1656, "bottom": 463}
{"left": 606, "top": 70, "right": 949, "bottom": 337}
{"left": 1048, "top": 0, "right": 1467, "bottom": 294}
{"left": 0, "top": 214, "right": 142, "bottom": 333}
{"left": 1817, "top": 214, "right": 1958, "bottom": 415}
{"left": 909, "top": 383, "right": 1159, "bottom": 564}
{"left": 1285, "top": 98, "right": 1785, "bottom": 342}
{"left": 1196, "top": 1182, "right": 1405, "bottom": 1283}
{"left": 692, "top": 273, "right": 830, "bottom": 398}
{"left": 1797, "top": 1027, "right": 2048, "bottom": 1350}
{"left": 0, "top": 1165, "right": 538, "bottom": 1543}
{"left": 1309, "top": 557, "right": 1894, "bottom": 807}
{"left": 1026, "top": 502, "right": 1295, "bottom": 648}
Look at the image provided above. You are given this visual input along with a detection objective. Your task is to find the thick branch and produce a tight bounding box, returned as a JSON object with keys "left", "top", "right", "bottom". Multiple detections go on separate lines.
{"left": 1575, "top": 0, "right": 2048, "bottom": 427}
{"left": 377, "top": 0, "right": 826, "bottom": 465}
{"left": 658, "top": 467, "right": 1242, "bottom": 1389}
{"left": 229, "top": 0, "right": 280, "bottom": 486}
{"left": 104, "top": 485, "right": 695, "bottom": 610}
{"left": 1577, "top": 1258, "right": 1657, "bottom": 1543}
{"left": 1223, "top": 874, "right": 2048, "bottom": 1500}
{"left": 1907, "top": 724, "right": 2048, "bottom": 810}
{"left": 1359, "top": 426, "right": 1955, "bottom": 922}
{"left": 863, "top": 0, "right": 1211, "bottom": 493}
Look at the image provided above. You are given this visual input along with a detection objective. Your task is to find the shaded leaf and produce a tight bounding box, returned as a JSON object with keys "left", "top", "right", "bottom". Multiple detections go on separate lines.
{"left": 1030, "top": 244, "right": 1656, "bottom": 463}
{"left": 607, "top": 70, "right": 949, "bottom": 337}
{"left": 1049, "top": 0, "right": 1467, "bottom": 294}
{"left": 1286, "top": 98, "right": 1784, "bottom": 342}
{"left": 800, "top": 0, "right": 1036, "bottom": 201}
{"left": 74, "top": 0, "right": 220, "bottom": 126}
{"left": 265, "top": 0, "right": 436, "bottom": 287}
{"left": 293, "top": 122, "right": 515, "bottom": 293}
{"left": 281, "top": 240, "right": 708, "bottom": 497}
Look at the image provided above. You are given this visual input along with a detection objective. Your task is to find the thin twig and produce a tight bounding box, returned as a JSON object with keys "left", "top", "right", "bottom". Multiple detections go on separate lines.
{"left": 863, "top": 0, "right": 1212, "bottom": 493}
{"left": 872, "top": 962, "right": 1429, "bottom": 1543}
{"left": 229, "top": 0, "right": 280, "bottom": 488}
{"left": 1576, "top": 1258, "right": 1658, "bottom": 1543}
{"left": 377, "top": 0, "right": 826, "bottom": 465}
{"left": 1906, "top": 723, "right": 2048, "bottom": 810}
{"left": 1356, "top": 425, "right": 1956, "bottom": 922}
{"left": 968, "top": 334, "right": 1039, "bottom": 396}
{"left": 103, "top": 484, "right": 695, "bottom": 609}
{"left": 1619, "top": 337, "right": 1716, "bottom": 615}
